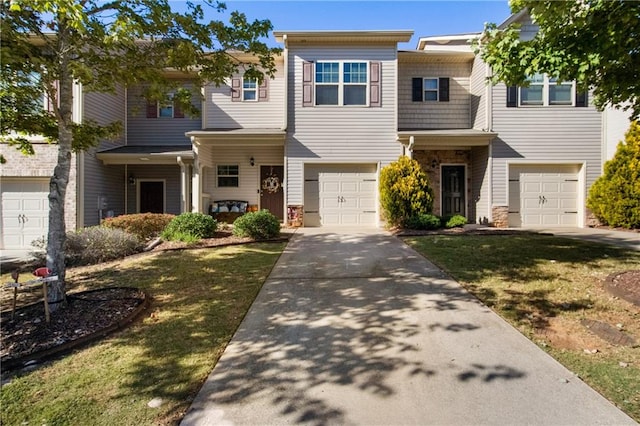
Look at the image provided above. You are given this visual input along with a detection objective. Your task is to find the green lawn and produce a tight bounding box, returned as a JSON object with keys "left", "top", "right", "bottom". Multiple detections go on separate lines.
{"left": 1, "top": 242, "right": 285, "bottom": 425}
{"left": 405, "top": 234, "right": 640, "bottom": 422}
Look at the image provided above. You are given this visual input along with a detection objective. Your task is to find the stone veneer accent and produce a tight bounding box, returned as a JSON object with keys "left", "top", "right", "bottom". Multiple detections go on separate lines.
{"left": 1, "top": 142, "right": 77, "bottom": 230}
{"left": 412, "top": 149, "right": 471, "bottom": 217}
{"left": 287, "top": 205, "right": 303, "bottom": 227}
{"left": 491, "top": 206, "right": 509, "bottom": 228}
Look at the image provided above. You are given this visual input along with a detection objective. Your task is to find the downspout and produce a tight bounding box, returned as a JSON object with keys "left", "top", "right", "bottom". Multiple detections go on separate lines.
{"left": 281, "top": 34, "right": 289, "bottom": 223}
{"left": 486, "top": 63, "right": 494, "bottom": 222}
{"left": 124, "top": 86, "right": 129, "bottom": 214}
{"left": 74, "top": 81, "right": 84, "bottom": 229}
{"left": 124, "top": 164, "right": 129, "bottom": 215}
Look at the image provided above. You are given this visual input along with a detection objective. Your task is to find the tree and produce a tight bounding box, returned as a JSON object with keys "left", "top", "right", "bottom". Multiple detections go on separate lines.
{"left": 0, "top": 0, "right": 280, "bottom": 308}
{"left": 379, "top": 156, "right": 434, "bottom": 226}
{"left": 474, "top": 0, "right": 640, "bottom": 119}
{"left": 587, "top": 122, "right": 640, "bottom": 229}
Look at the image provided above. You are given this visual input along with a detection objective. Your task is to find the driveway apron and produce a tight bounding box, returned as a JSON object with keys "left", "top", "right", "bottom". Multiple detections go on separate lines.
{"left": 182, "top": 227, "right": 635, "bottom": 425}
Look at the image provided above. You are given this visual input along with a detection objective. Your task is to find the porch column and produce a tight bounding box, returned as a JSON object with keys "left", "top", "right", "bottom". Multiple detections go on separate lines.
{"left": 191, "top": 161, "right": 202, "bottom": 213}
{"left": 177, "top": 156, "right": 192, "bottom": 213}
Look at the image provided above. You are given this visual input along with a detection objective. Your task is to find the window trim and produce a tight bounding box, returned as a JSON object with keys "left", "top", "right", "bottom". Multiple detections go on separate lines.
{"left": 216, "top": 164, "right": 240, "bottom": 188}
{"left": 314, "top": 60, "right": 369, "bottom": 107}
{"left": 158, "top": 101, "right": 175, "bottom": 118}
{"left": 519, "top": 74, "right": 575, "bottom": 107}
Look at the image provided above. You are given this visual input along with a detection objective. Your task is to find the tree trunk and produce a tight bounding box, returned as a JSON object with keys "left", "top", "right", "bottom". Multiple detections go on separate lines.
{"left": 45, "top": 23, "right": 74, "bottom": 312}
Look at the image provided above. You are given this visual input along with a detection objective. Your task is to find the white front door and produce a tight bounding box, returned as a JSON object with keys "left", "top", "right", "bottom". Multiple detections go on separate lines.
{"left": 509, "top": 165, "right": 580, "bottom": 227}
{"left": 1, "top": 179, "right": 50, "bottom": 249}
{"left": 304, "top": 164, "right": 377, "bottom": 227}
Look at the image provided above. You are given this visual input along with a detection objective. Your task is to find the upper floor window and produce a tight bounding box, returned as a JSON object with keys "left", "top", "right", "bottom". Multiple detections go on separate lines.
{"left": 508, "top": 74, "right": 586, "bottom": 108}
{"left": 146, "top": 97, "right": 184, "bottom": 119}
{"left": 231, "top": 76, "right": 268, "bottom": 102}
{"left": 315, "top": 61, "right": 368, "bottom": 106}
{"left": 242, "top": 78, "right": 258, "bottom": 101}
{"left": 302, "top": 60, "right": 381, "bottom": 108}
{"left": 520, "top": 74, "right": 573, "bottom": 106}
{"left": 412, "top": 77, "right": 450, "bottom": 102}
{"left": 217, "top": 165, "right": 239, "bottom": 187}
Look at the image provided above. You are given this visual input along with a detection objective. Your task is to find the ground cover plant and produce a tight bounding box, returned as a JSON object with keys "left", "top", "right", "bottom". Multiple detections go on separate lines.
{"left": 1, "top": 242, "right": 285, "bottom": 425}
{"left": 405, "top": 234, "right": 640, "bottom": 421}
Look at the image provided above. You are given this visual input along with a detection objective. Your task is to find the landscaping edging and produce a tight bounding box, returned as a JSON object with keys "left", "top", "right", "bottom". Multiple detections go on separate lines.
{"left": 1, "top": 287, "right": 149, "bottom": 372}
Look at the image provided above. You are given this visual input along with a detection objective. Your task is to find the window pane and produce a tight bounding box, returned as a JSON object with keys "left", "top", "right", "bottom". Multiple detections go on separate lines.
{"left": 344, "top": 62, "right": 367, "bottom": 84}
{"left": 549, "top": 84, "right": 572, "bottom": 105}
{"left": 316, "top": 85, "right": 339, "bottom": 105}
{"left": 424, "top": 78, "right": 438, "bottom": 90}
{"left": 243, "top": 90, "right": 257, "bottom": 101}
{"left": 159, "top": 104, "right": 173, "bottom": 117}
{"left": 424, "top": 91, "right": 438, "bottom": 101}
{"left": 218, "top": 177, "right": 239, "bottom": 187}
{"left": 520, "top": 86, "right": 543, "bottom": 105}
{"left": 243, "top": 79, "right": 257, "bottom": 89}
{"left": 526, "top": 73, "right": 544, "bottom": 84}
{"left": 316, "top": 62, "right": 339, "bottom": 83}
{"left": 344, "top": 85, "right": 366, "bottom": 105}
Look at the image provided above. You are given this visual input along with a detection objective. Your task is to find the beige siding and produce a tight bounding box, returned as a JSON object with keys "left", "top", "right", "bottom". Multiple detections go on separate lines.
{"left": 127, "top": 81, "right": 201, "bottom": 145}
{"left": 471, "top": 145, "right": 490, "bottom": 224}
{"left": 491, "top": 83, "right": 602, "bottom": 206}
{"left": 286, "top": 46, "right": 402, "bottom": 205}
{"left": 204, "top": 62, "right": 285, "bottom": 129}
{"left": 201, "top": 146, "right": 284, "bottom": 206}
{"left": 398, "top": 61, "right": 471, "bottom": 129}
{"left": 470, "top": 55, "right": 487, "bottom": 130}
{"left": 82, "top": 86, "right": 126, "bottom": 225}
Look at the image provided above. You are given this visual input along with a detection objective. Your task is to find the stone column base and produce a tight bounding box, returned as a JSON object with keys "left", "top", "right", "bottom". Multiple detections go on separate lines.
{"left": 491, "top": 206, "right": 509, "bottom": 228}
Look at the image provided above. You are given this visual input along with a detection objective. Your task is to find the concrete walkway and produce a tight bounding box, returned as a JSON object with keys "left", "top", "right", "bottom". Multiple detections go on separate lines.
{"left": 181, "top": 227, "right": 635, "bottom": 425}
{"left": 523, "top": 227, "right": 640, "bottom": 251}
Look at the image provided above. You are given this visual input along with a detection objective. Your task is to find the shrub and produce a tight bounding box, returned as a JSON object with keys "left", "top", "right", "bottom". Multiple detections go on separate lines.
{"left": 161, "top": 212, "right": 218, "bottom": 241}
{"left": 587, "top": 122, "right": 640, "bottom": 228}
{"left": 102, "top": 213, "right": 175, "bottom": 241}
{"left": 31, "top": 227, "right": 143, "bottom": 266}
{"left": 442, "top": 214, "right": 468, "bottom": 228}
{"left": 233, "top": 210, "right": 280, "bottom": 240}
{"left": 403, "top": 213, "right": 441, "bottom": 230}
{"left": 379, "top": 156, "right": 434, "bottom": 226}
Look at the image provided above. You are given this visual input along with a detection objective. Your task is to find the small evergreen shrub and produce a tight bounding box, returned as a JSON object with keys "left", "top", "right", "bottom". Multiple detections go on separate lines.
{"left": 32, "top": 227, "right": 143, "bottom": 266}
{"left": 403, "top": 213, "right": 442, "bottom": 230}
{"left": 587, "top": 122, "right": 640, "bottom": 229}
{"left": 442, "top": 214, "right": 468, "bottom": 228}
{"left": 161, "top": 212, "right": 218, "bottom": 241}
{"left": 379, "top": 156, "right": 434, "bottom": 226}
{"left": 102, "top": 213, "right": 175, "bottom": 241}
{"left": 233, "top": 210, "right": 280, "bottom": 240}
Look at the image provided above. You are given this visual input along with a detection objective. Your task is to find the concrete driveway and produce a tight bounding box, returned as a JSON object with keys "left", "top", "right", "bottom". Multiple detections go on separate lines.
{"left": 182, "top": 227, "right": 635, "bottom": 425}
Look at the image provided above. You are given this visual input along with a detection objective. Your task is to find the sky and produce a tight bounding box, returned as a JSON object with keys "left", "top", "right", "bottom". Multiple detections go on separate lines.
{"left": 170, "top": 1, "right": 513, "bottom": 49}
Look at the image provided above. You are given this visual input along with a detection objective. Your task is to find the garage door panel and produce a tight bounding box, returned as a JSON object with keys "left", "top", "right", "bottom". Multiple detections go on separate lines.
{"left": 509, "top": 165, "right": 580, "bottom": 227}
{"left": 1, "top": 179, "right": 49, "bottom": 249}
{"left": 304, "top": 164, "right": 377, "bottom": 227}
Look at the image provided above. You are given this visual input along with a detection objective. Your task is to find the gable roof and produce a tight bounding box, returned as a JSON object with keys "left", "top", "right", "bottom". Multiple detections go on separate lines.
{"left": 273, "top": 30, "right": 413, "bottom": 46}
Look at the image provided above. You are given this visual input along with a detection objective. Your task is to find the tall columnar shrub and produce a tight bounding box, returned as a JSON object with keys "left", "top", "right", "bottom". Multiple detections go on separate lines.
{"left": 587, "top": 122, "right": 640, "bottom": 229}
{"left": 379, "top": 156, "right": 434, "bottom": 226}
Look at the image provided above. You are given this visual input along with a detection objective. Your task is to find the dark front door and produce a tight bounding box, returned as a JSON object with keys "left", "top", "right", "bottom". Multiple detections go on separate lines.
{"left": 442, "top": 166, "right": 465, "bottom": 216}
{"left": 260, "top": 165, "right": 284, "bottom": 220}
{"left": 139, "top": 181, "right": 164, "bottom": 213}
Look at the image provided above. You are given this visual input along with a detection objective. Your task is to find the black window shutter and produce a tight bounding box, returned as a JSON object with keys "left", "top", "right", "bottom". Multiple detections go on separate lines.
{"left": 412, "top": 78, "right": 423, "bottom": 102}
{"left": 575, "top": 91, "right": 588, "bottom": 107}
{"left": 439, "top": 77, "right": 450, "bottom": 102}
{"left": 506, "top": 86, "right": 518, "bottom": 107}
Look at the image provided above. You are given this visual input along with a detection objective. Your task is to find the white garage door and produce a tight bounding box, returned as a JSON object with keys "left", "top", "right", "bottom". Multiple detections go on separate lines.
{"left": 1, "top": 179, "right": 50, "bottom": 249}
{"left": 508, "top": 165, "right": 580, "bottom": 227}
{"left": 304, "top": 164, "right": 377, "bottom": 227}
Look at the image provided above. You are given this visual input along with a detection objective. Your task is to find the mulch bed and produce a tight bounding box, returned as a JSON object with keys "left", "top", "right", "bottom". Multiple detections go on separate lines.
{"left": 604, "top": 270, "right": 640, "bottom": 307}
{"left": 1, "top": 287, "right": 146, "bottom": 371}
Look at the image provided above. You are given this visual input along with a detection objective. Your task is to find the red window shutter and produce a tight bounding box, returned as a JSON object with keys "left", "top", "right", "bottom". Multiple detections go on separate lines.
{"left": 302, "top": 61, "right": 313, "bottom": 107}
{"left": 258, "top": 78, "right": 269, "bottom": 101}
{"left": 173, "top": 102, "right": 184, "bottom": 118}
{"left": 231, "top": 78, "right": 241, "bottom": 102}
{"left": 369, "top": 61, "right": 381, "bottom": 107}
{"left": 146, "top": 100, "right": 158, "bottom": 118}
